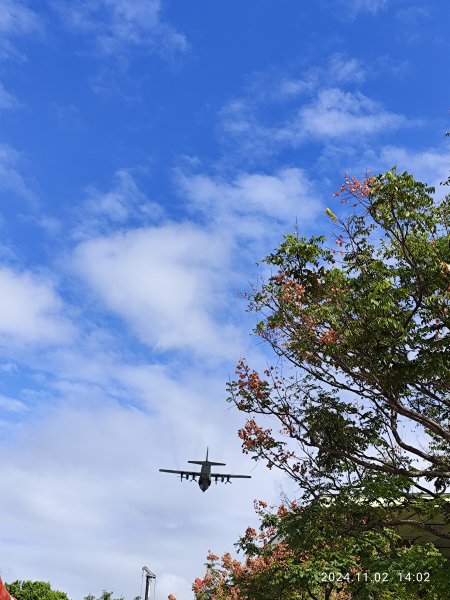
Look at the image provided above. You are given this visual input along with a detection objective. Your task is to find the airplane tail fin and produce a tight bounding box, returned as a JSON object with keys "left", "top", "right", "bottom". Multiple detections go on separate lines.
{"left": 188, "top": 447, "right": 226, "bottom": 466}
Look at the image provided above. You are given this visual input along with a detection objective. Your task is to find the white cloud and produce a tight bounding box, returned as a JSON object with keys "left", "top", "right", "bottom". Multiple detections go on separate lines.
{"left": 274, "top": 54, "right": 367, "bottom": 95}
{"left": 339, "top": 0, "right": 390, "bottom": 17}
{"left": 0, "top": 0, "right": 41, "bottom": 35}
{"left": 0, "top": 394, "right": 27, "bottom": 413}
{"left": 0, "top": 267, "right": 74, "bottom": 347}
{"left": 291, "top": 88, "right": 410, "bottom": 141}
{"left": 177, "top": 167, "right": 322, "bottom": 228}
{"left": 0, "top": 82, "right": 19, "bottom": 109}
{"left": 360, "top": 144, "right": 450, "bottom": 192}
{"left": 70, "top": 163, "right": 323, "bottom": 360}
{"left": 85, "top": 168, "right": 163, "bottom": 223}
{"left": 0, "top": 0, "right": 42, "bottom": 61}
{"left": 394, "top": 6, "right": 434, "bottom": 45}
{"left": 71, "top": 168, "right": 164, "bottom": 240}
{"left": 72, "top": 224, "right": 241, "bottom": 358}
{"left": 225, "top": 53, "right": 366, "bottom": 108}
{"left": 219, "top": 98, "right": 264, "bottom": 148}
{"left": 396, "top": 5, "right": 431, "bottom": 23}
{"left": 0, "top": 372, "right": 284, "bottom": 600}
{"left": 55, "top": 0, "right": 187, "bottom": 59}
{"left": 327, "top": 54, "right": 366, "bottom": 84}
{"left": 0, "top": 143, "right": 35, "bottom": 201}
{"left": 157, "top": 574, "right": 192, "bottom": 600}
{"left": 278, "top": 76, "right": 314, "bottom": 98}
{"left": 219, "top": 52, "right": 417, "bottom": 160}
{"left": 221, "top": 88, "right": 414, "bottom": 160}
{"left": 19, "top": 214, "right": 62, "bottom": 235}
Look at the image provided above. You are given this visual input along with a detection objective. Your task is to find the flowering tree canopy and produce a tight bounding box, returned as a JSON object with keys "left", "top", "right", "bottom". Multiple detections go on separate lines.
{"left": 229, "top": 168, "right": 450, "bottom": 536}
{"left": 194, "top": 168, "right": 450, "bottom": 599}
{"left": 193, "top": 499, "right": 450, "bottom": 599}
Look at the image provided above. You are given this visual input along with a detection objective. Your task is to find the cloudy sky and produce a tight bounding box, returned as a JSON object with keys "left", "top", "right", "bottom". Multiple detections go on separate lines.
{"left": 0, "top": 1, "right": 449, "bottom": 599}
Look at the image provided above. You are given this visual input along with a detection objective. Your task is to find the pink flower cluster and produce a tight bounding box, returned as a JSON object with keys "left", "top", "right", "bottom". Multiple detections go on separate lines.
{"left": 333, "top": 173, "right": 377, "bottom": 205}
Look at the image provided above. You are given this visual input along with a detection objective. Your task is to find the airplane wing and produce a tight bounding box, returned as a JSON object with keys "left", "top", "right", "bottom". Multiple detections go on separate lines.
{"left": 159, "top": 469, "right": 202, "bottom": 479}
{"left": 210, "top": 472, "right": 251, "bottom": 480}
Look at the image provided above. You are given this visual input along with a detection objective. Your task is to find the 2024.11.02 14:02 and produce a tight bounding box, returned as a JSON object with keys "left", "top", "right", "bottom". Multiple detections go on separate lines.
{"left": 321, "top": 572, "right": 430, "bottom": 584}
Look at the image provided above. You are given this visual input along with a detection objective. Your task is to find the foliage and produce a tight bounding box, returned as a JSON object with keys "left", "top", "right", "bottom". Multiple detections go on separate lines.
{"left": 83, "top": 591, "right": 129, "bottom": 600}
{"left": 228, "top": 168, "right": 450, "bottom": 536}
{"left": 5, "top": 580, "right": 70, "bottom": 600}
{"left": 193, "top": 500, "right": 450, "bottom": 599}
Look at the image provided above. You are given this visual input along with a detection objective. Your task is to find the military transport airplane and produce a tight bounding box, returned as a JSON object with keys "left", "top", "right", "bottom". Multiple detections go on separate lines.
{"left": 159, "top": 448, "right": 251, "bottom": 492}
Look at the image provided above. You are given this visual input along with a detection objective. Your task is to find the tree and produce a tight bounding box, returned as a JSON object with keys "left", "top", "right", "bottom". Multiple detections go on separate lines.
{"left": 227, "top": 168, "right": 450, "bottom": 539}
{"left": 5, "top": 580, "right": 69, "bottom": 600}
{"left": 193, "top": 168, "right": 450, "bottom": 599}
{"left": 83, "top": 592, "right": 127, "bottom": 600}
{"left": 193, "top": 499, "right": 450, "bottom": 599}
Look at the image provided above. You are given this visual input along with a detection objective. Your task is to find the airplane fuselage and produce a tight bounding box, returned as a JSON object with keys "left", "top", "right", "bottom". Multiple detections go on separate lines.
{"left": 199, "top": 464, "right": 211, "bottom": 492}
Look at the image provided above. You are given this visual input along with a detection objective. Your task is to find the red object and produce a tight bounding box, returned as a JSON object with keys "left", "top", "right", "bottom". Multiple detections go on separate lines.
{"left": 0, "top": 578, "right": 16, "bottom": 600}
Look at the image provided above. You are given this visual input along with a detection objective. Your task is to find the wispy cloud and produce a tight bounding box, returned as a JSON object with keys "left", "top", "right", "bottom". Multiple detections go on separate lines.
{"left": 54, "top": 0, "right": 187, "bottom": 61}
{"left": 231, "top": 53, "right": 366, "bottom": 106}
{"left": 291, "top": 88, "right": 410, "bottom": 140}
{"left": 0, "top": 0, "right": 43, "bottom": 61}
{"left": 0, "top": 0, "right": 42, "bottom": 35}
{"left": 176, "top": 167, "right": 321, "bottom": 232}
{"left": 338, "top": 0, "right": 391, "bottom": 18}
{"left": 218, "top": 52, "right": 420, "bottom": 163}
{"left": 74, "top": 168, "right": 164, "bottom": 238}
{"left": 356, "top": 144, "right": 450, "bottom": 192}
{"left": 0, "top": 82, "right": 20, "bottom": 109}
{"left": 395, "top": 5, "right": 434, "bottom": 45}
{"left": 327, "top": 54, "right": 366, "bottom": 84}
{"left": 220, "top": 87, "right": 415, "bottom": 159}
{"left": 175, "top": 166, "right": 323, "bottom": 291}
{"left": 0, "top": 143, "right": 36, "bottom": 201}
{"left": 0, "top": 266, "right": 75, "bottom": 348}
{"left": 0, "top": 394, "right": 28, "bottom": 413}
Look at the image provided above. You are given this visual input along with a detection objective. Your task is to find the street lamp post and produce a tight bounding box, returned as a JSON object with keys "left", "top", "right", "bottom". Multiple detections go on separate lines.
{"left": 142, "top": 566, "right": 156, "bottom": 600}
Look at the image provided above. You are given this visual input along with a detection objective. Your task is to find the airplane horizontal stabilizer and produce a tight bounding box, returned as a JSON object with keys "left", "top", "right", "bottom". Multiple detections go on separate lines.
{"left": 188, "top": 460, "right": 226, "bottom": 466}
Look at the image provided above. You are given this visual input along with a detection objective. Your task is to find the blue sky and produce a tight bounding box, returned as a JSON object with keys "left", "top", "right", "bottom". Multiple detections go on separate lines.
{"left": 0, "top": 1, "right": 449, "bottom": 599}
